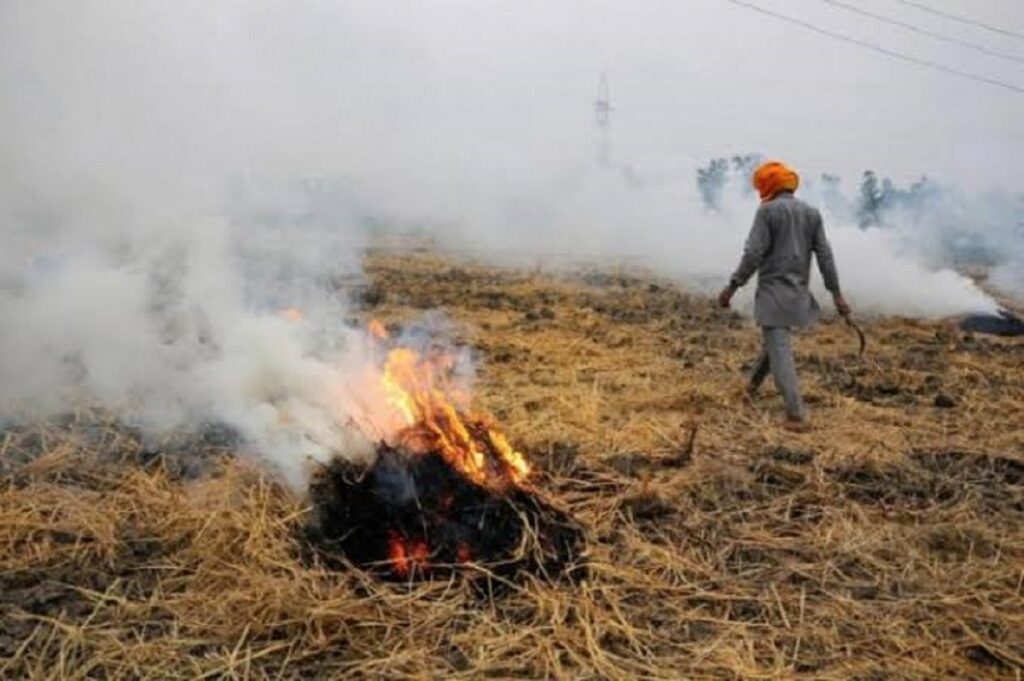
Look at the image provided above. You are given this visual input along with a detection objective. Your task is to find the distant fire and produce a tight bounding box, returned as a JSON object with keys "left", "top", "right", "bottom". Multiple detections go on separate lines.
{"left": 367, "top": 318, "right": 389, "bottom": 340}
{"left": 282, "top": 307, "right": 304, "bottom": 322}
{"left": 307, "top": 320, "right": 580, "bottom": 581}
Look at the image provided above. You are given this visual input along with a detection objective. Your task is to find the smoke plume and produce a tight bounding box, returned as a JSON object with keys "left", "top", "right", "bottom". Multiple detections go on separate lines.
{"left": 1, "top": 2, "right": 1016, "bottom": 486}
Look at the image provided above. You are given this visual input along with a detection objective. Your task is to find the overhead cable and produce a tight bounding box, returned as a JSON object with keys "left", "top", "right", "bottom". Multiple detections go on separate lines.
{"left": 890, "top": 0, "right": 1024, "bottom": 42}
{"left": 822, "top": 0, "right": 1024, "bottom": 64}
{"left": 722, "top": 0, "right": 1024, "bottom": 95}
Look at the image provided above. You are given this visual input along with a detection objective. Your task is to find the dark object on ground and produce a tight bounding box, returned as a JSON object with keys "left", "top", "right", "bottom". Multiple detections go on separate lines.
{"left": 934, "top": 394, "right": 956, "bottom": 409}
{"left": 306, "top": 447, "right": 584, "bottom": 582}
{"left": 959, "top": 309, "right": 1024, "bottom": 337}
{"left": 768, "top": 447, "right": 816, "bottom": 465}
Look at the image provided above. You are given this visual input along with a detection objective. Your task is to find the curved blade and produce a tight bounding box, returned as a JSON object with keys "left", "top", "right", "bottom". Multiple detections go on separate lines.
{"left": 844, "top": 314, "right": 867, "bottom": 357}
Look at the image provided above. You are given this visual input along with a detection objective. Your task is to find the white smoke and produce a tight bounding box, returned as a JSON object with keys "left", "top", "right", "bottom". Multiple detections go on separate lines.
{"left": 1, "top": 2, "right": 1015, "bottom": 488}
{"left": 0, "top": 2, "right": 387, "bottom": 486}
{"left": 429, "top": 162, "right": 1000, "bottom": 317}
{"left": 0, "top": 198, "right": 381, "bottom": 487}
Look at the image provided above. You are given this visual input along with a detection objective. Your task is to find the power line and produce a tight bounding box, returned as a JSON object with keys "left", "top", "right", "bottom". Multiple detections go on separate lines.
{"left": 821, "top": 0, "right": 1024, "bottom": 64}
{"left": 721, "top": 0, "right": 1024, "bottom": 95}
{"left": 890, "top": 0, "right": 1024, "bottom": 42}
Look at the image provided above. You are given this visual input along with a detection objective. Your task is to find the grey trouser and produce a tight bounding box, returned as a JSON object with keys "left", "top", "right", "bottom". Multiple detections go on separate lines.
{"left": 749, "top": 327, "right": 805, "bottom": 420}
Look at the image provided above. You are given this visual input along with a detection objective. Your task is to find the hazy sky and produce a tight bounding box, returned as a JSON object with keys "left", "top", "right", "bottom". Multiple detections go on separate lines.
{"left": 352, "top": 0, "right": 1024, "bottom": 190}
{"left": 3, "top": 0, "right": 1023, "bottom": 196}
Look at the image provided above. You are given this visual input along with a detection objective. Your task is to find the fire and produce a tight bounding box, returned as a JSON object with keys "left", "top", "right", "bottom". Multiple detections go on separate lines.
{"left": 368, "top": 319, "right": 389, "bottom": 340}
{"left": 309, "top": 323, "right": 583, "bottom": 580}
{"left": 367, "top": 322, "right": 530, "bottom": 489}
{"left": 387, "top": 531, "right": 428, "bottom": 578}
{"left": 308, "top": 320, "right": 581, "bottom": 581}
{"left": 388, "top": 531, "right": 474, "bottom": 577}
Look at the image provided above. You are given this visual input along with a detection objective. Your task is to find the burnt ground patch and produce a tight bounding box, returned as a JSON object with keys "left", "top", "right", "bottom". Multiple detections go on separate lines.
{"left": 910, "top": 450, "right": 1024, "bottom": 487}
{"left": 829, "top": 451, "right": 1024, "bottom": 517}
{"left": 304, "top": 448, "right": 585, "bottom": 583}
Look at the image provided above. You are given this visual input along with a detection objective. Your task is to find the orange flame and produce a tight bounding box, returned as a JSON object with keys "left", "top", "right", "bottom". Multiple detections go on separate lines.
{"left": 368, "top": 319, "right": 389, "bottom": 340}
{"left": 365, "top": 320, "right": 533, "bottom": 577}
{"left": 282, "top": 307, "right": 304, "bottom": 322}
{"left": 373, "top": 332, "right": 530, "bottom": 489}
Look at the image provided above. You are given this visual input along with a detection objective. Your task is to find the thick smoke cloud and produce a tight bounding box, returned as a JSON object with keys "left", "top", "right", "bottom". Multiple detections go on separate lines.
{"left": 686, "top": 160, "right": 1014, "bottom": 315}
{"left": 0, "top": 2, "right": 1014, "bottom": 485}
{"left": 431, "top": 159, "right": 1000, "bottom": 317}
{"left": 0, "top": 2, "right": 389, "bottom": 486}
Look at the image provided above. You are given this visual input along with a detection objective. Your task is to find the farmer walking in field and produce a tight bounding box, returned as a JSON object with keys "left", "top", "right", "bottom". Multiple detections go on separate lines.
{"left": 718, "top": 160, "right": 851, "bottom": 432}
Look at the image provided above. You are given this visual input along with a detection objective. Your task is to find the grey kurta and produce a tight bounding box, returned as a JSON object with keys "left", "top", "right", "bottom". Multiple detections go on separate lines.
{"left": 730, "top": 192, "right": 841, "bottom": 328}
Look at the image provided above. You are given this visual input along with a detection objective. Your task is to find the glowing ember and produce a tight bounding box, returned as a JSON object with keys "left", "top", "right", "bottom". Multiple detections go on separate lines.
{"left": 387, "top": 530, "right": 410, "bottom": 577}
{"left": 388, "top": 530, "right": 432, "bottom": 578}
{"left": 310, "top": 445, "right": 582, "bottom": 582}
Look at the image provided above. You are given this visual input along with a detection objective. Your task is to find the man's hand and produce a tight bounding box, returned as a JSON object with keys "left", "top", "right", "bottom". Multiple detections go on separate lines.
{"left": 718, "top": 285, "right": 736, "bottom": 309}
{"left": 833, "top": 293, "right": 851, "bottom": 317}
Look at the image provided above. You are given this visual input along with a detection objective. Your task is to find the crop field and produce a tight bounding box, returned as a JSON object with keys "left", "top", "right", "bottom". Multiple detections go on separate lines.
{"left": 1, "top": 252, "right": 1022, "bottom": 679}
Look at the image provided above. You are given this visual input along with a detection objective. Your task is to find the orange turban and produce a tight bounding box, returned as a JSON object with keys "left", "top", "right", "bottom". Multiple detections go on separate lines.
{"left": 752, "top": 161, "right": 800, "bottom": 202}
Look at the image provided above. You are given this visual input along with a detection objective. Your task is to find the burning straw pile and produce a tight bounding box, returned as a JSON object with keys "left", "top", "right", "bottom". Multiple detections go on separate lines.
{"left": 305, "top": 329, "right": 582, "bottom": 581}
{"left": 1, "top": 252, "right": 1022, "bottom": 678}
